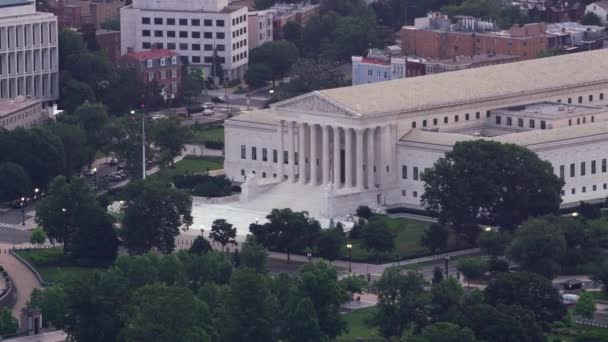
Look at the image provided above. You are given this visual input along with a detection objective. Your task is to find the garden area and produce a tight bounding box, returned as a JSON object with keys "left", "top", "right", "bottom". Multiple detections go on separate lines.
{"left": 344, "top": 215, "right": 471, "bottom": 262}
{"left": 187, "top": 125, "right": 224, "bottom": 149}
{"left": 15, "top": 248, "right": 107, "bottom": 285}
{"left": 151, "top": 156, "right": 224, "bottom": 183}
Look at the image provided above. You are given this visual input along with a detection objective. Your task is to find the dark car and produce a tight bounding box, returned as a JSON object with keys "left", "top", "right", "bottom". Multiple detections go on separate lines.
{"left": 187, "top": 105, "right": 203, "bottom": 115}
{"left": 211, "top": 96, "right": 226, "bottom": 103}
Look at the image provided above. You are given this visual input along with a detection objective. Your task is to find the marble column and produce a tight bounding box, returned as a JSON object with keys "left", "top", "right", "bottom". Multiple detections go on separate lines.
{"left": 310, "top": 124, "right": 318, "bottom": 185}
{"left": 333, "top": 126, "right": 341, "bottom": 187}
{"left": 355, "top": 128, "right": 364, "bottom": 189}
{"left": 345, "top": 128, "right": 353, "bottom": 188}
{"left": 322, "top": 125, "right": 330, "bottom": 185}
{"left": 298, "top": 122, "right": 307, "bottom": 184}
{"left": 277, "top": 120, "right": 285, "bottom": 180}
{"left": 288, "top": 121, "right": 296, "bottom": 182}
{"left": 367, "top": 127, "right": 375, "bottom": 189}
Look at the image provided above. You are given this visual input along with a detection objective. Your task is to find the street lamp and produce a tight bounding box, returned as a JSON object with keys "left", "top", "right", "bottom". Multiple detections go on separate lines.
{"left": 92, "top": 168, "right": 98, "bottom": 190}
{"left": 269, "top": 89, "right": 274, "bottom": 96}
{"left": 34, "top": 188, "right": 39, "bottom": 200}
{"left": 346, "top": 243, "right": 352, "bottom": 273}
{"left": 444, "top": 255, "right": 451, "bottom": 277}
{"left": 307, "top": 252, "right": 312, "bottom": 263}
{"left": 572, "top": 212, "right": 579, "bottom": 217}
{"left": 20, "top": 197, "right": 26, "bottom": 226}
{"left": 484, "top": 226, "right": 492, "bottom": 232}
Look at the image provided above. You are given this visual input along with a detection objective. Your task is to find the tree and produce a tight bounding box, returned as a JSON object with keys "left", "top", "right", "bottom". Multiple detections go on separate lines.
{"left": 59, "top": 75, "right": 96, "bottom": 113}
{"left": 48, "top": 123, "right": 88, "bottom": 176}
{"left": 506, "top": 216, "right": 566, "bottom": 278}
{"left": 282, "top": 21, "right": 302, "bottom": 46}
{"left": 283, "top": 298, "right": 325, "bottom": 342}
{"left": 0, "top": 162, "right": 30, "bottom": 202}
{"left": 71, "top": 204, "right": 118, "bottom": 261}
{"left": 244, "top": 63, "right": 273, "bottom": 88}
{"left": 151, "top": 118, "right": 191, "bottom": 167}
{"left": 421, "top": 223, "right": 449, "bottom": 253}
{"left": 210, "top": 219, "right": 238, "bottom": 253}
{"left": 594, "top": 260, "right": 608, "bottom": 294}
{"left": 496, "top": 5, "right": 529, "bottom": 29}
{"left": 581, "top": 12, "right": 602, "bottom": 26}
{"left": 29, "top": 285, "right": 68, "bottom": 328}
{"left": 479, "top": 230, "right": 510, "bottom": 260}
{"left": 429, "top": 277, "right": 464, "bottom": 323}
{"left": 374, "top": 268, "right": 429, "bottom": 338}
{"left": 250, "top": 208, "right": 321, "bottom": 262}
{"left": 459, "top": 303, "right": 544, "bottom": 342}
{"left": 121, "top": 284, "right": 217, "bottom": 342}
{"left": 422, "top": 141, "right": 563, "bottom": 238}
{"left": 280, "top": 58, "right": 346, "bottom": 99}
{"left": 456, "top": 257, "right": 488, "bottom": 284}
{"left": 189, "top": 235, "right": 212, "bottom": 255}
{"left": 297, "top": 261, "right": 349, "bottom": 339}
{"left": 0, "top": 308, "right": 18, "bottom": 335}
{"left": 250, "top": 41, "right": 299, "bottom": 86}
{"left": 356, "top": 205, "right": 373, "bottom": 220}
{"left": 317, "top": 226, "right": 346, "bottom": 261}
{"left": 30, "top": 228, "right": 47, "bottom": 246}
{"left": 484, "top": 272, "right": 566, "bottom": 326}
{"left": 36, "top": 176, "right": 97, "bottom": 252}
{"left": 412, "top": 322, "right": 475, "bottom": 342}
{"left": 254, "top": 0, "right": 273, "bottom": 10}
{"left": 225, "top": 268, "right": 277, "bottom": 341}
{"left": 122, "top": 180, "right": 193, "bottom": 254}
{"left": 360, "top": 217, "right": 396, "bottom": 260}
{"left": 578, "top": 201, "right": 602, "bottom": 220}
{"left": 81, "top": 24, "right": 99, "bottom": 50}
{"left": 574, "top": 292, "right": 596, "bottom": 320}
{"left": 240, "top": 235, "right": 268, "bottom": 273}
{"left": 73, "top": 102, "right": 110, "bottom": 163}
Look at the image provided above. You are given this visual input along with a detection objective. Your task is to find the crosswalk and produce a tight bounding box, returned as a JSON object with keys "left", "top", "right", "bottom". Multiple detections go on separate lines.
{"left": 0, "top": 222, "right": 17, "bottom": 229}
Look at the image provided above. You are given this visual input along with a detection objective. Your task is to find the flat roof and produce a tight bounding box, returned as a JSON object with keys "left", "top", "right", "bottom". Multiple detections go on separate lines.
{"left": 0, "top": 0, "right": 32, "bottom": 8}
{"left": 492, "top": 102, "right": 605, "bottom": 120}
{"left": 227, "top": 109, "right": 277, "bottom": 125}
{"left": 319, "top": 49, "right": 608, "bottom": 116}
{"left": 0, "top": 98, "right": 41, "bottom": 118}
{"left": 425, "top": 54, "right": 520, "bottom": 67}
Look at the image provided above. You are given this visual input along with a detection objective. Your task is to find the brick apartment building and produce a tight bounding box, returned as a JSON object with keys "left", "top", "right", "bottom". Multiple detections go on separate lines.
{"left": 120, "top": 48, "right": 182, "bottom": 101}
{"left": 272, "top": 3, "right": 319, "bottom": 40}
{"left": 401, "top": 13, "right": 548, "bottom": 60}
{"left": 47, "top": 0, "right": 125, "bottom": 29}
{"left": 96, "top": 29, "right": 121, "bottom": 63}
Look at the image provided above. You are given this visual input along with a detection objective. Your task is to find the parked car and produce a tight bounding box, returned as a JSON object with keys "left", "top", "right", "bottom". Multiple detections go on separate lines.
{"left": 83, "top": 169, "right": 96, "bottom": 176}
{"left": 203, "top": 109, "right": 214, "bottom": 116}
{"left": 203, "top": 102, "right": 214, "bottom": 110}
{"left": 211, "top": 96, "right": 226, "bottom": 103}
{"left": 187, "top": 105, "right": 203, "bottom": 114}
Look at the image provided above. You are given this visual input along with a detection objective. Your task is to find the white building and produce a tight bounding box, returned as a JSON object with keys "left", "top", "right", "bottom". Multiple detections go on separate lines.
{"left": 351, "top": 49, "right": 406, "bottom": 86}
{"left": 586, "top": 1, "right": 608, "bottom": 25}
{"left": 0, "top": 0, "right": 59, "bottom": 104}
{"left": 120, "top": 0, "right": 249, "bottom": 81}
{"left": 248, "top": 10, "right": 273, "bottom": 50}
{"left": 224, "top": 49, "right": 608, "bottom": 221}
{"left": 0, "top": 96, "right": 47, "bottom": 130}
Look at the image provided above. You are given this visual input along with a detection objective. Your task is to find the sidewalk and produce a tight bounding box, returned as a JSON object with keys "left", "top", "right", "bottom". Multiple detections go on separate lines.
{"left": 0, "top": 244, "right": 43, "bottom": 317}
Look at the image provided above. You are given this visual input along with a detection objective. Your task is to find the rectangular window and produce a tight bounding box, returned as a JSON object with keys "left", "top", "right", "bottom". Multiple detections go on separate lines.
{"left": 413, "top": 191, "right": 418, "bottom": 198}
{"left": 529, "top": 120, "right": 535, "bottom": 129}
{"left": 506, "top": 117, "right": 512, "bottom": 126}
{"left": 412, "top": 121, "right": 416, "bottom": 128}
{"left": 592, "top": 160, "right": 597, "bottom": 174}
{"left": 142, "top": 29, "right": 151, "bottom": 37}
{"left": 216, "top": 20, "right": 225, "bottom": 27}
{"left": 204, "top": 20, "right": 212, "bottom": 27}
{"left": 167, "top": 18, "right": 175, "bottom": 25}
{"left": 204, "top": 32, "right": 212, "bottom": 38}
{"left": 192, "top": 56, "right": 201, "bottom": 63}
{"left": 273, "top": 149, "right": 278, "bottom": 163}
{"left": 262, "top": 148, "right": 267, "bottom": 162}
{"left": 568, "top": 98, "right": 572, "bottom": 104}
{"left": 192, "top": 44, "right": 200, "bottom": 51}
{"left": 593, "top": 185, "right": 597, "bottom": 191}
{"left": 433, "top": 118, "right": 437, "bottom": 126}
{"left": 402, "top": 190, "right": 406, "bottom": 197}
{"left": 167, "top": 43, "right": 176, "bottom": 49}
{"left": 572, "top": 188, "right": 576, "bottom": 195}
{"left": 465, "top": 113, "right": 470, "bottom": 121}
{"left": 401, "top": 165, "right": 407, "bottom": 179}
{"left": 581, "top": 162, "right": 586, "bottom": 176}
{"left": 192, "top": 32, "right": 200, "bottom": 38}
{"left": 422, "top": 120, "right": 427, "bottom": 127}
{"left": 589, "top": 95, "right": 593, "bottom": 102}
{"left": 475, "top": 112, "right": 480, "bottom": 119}
{"left": 455, "top": 115, "right": 459, "bottom": 122}
{"left": 578, "top": 96, "right": 583, "bottom": 103}
{"left": 568, "top": 119, "right": 572, "bottom": 126}
{"left": 154, "top": 30, "right": 163, "bottom": 37}
{"left": 216, "top": 44, "right": 225, "bottom": 51}
{"left": 167, "top": 31, "right": 175, "bottom": 38}
{"left": 603, "top": 159, "right": 607, "bottom": 173}
{"left": 154, "top": 18, "right": 163, "bottom": 25}
{"left": 191, "top": 19, "right": 200, "bottom": 26}
{"left": 540, "top": 121, "right": 546, "bottom": 129}
{"left": 495, "top": 116, "right": 501, "bottom": 125}
{"left": 142, "top": 17, "right": 150, "bottom": 24}
{"left": 284, "top": 151, "right": 288, "bottom": 164}
{"left": 601, "top": 93, "right": 604, "bottom": 100}
{"left": 179, "top": 31, "right": 188, "bottom": 38}
{"left": 444, "top": 117, "right": 448, "bottom": 124}
{"left": 583, "top": 117, "right": 587, "bottom": 124}
{"left": 179, "top": 19, "right": 187, "bottom": 26}
{"left": 204, "top": 44, "right": 213, "bottom": 51}
{"left": 179, "top": 43, "right": 188, "bottom": 50}
{"left": 241, "top": 145, "right": 246, "bottom": 159}
{"left": 583, "top": 186, "right": 586, "bottom": 193}
{"left": 251, "top": 147, "right": 257, "bottom": 160}
{"left": 413, "top": 167, "right": 419, "bottom": 181}
{"left": 142, "top": 42, "right": 151, "bottom": 49}
{"left": 570, "top": 163, "right": 575, "bottom": 177}
{"left": 559, "top": 165, "right": 564, "bottom": 179}
{"left": 486, "top": 110, "right": 491, "bottom": 118}
{"left": 217, "top": 32, "right": 225, "bottom": 39}
{"left": 204, "top": 57, "right": 213, "bottom": 63}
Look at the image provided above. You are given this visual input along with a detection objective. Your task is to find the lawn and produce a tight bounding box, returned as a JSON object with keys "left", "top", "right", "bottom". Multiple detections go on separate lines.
{"left": 588, "top": 291, "right": 608, "bottom": 301}
{"left": 338, "top": 307, "right": 380, "bottom": 341}
{"left": 346, "top": 215, "right": 470, "bottom": 263}
{"left": 189, "top": 126, "right": 224, "bottom": 145}
{"left": 16, "top": 248, "right": 107, "bottom": 285}
{"left": 152, "top": 156, "right": 224, "bottom": 182}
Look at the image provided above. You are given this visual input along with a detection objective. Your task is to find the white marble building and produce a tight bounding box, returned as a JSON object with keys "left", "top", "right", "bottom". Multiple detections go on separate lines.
{"left": 224, "top": 49, "right": 608, "bottom": 220}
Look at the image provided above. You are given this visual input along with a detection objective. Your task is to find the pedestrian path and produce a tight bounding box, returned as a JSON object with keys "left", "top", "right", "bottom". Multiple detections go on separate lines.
{"left": 0, "top": 244, "right": 43, "bottom": 317}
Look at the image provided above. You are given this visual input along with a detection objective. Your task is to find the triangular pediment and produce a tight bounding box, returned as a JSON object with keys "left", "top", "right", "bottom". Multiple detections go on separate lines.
{"left": 272, "top": 92, "right": 361, "bottom": 117}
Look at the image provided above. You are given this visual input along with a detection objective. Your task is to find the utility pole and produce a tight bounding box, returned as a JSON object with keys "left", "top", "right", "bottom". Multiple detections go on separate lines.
{"left": 139, "top": 105, "right": 146, "bottom": 180}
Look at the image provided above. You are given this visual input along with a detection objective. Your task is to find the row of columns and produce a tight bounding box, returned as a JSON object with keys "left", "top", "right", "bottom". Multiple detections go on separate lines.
{"left": 277, "top": 120, "right": 394, "bottom": 190}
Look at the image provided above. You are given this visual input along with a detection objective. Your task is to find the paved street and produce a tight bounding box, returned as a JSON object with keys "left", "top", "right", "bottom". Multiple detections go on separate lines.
{"left": 5, "top": 331, "right": 66, "bottom": 342}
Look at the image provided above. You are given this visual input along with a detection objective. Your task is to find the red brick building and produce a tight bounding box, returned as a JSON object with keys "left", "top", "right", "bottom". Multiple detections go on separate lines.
{"left": 272, "top": 3, "right": 319, "bottom": 40}
{"left": 401, "top": 22, "right": 549, "bottom": 60}
{"left": 96, "top": 29, "right": 121, "bottom": 63}
{"left": 47, "top": 0, "right": 125, "bottom": 29}
{"left": 120, "top": 49, "right": 182, "bottom": 101}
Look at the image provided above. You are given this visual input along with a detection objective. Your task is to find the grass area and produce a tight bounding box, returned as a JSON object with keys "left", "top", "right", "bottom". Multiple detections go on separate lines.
{"left": 188, "top": 126, "right": 224, "bottom": 145}
{"left": 588, "top": 291, "right": 608, "bottom": 301}
{"left": 151, "top": 156, "right": 224, "bottom": 183}
{"left": 338, "top": 307, "right": 380, "bottom": 341}
{"left": 16, "top": 248, "right": 107, "bottom": 285}
{"left": 549, "top": 324, "right": 608, "bottom": 341}
{"left": 346, "top": 216, "right": 470, "bottom": 263}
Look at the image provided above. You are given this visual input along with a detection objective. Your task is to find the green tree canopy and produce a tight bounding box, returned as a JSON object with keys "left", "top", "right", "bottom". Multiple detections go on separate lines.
{"left": 360, "top": 217, "right": 396, "bottom": 259}
{"left": 574, "top": 292, "right": 596, "bottom": 320}
{"left": 422, "top": 141, "right": 563, "bottom": 238}
{"left": 411, "top": 322, "right": 475, "bottom": 342}
{"left": 0, "top": 162, "right": 31, "bottom": 202}
{"left": 283, "top": 298, "right": 325, "bottom": 342}
{"left": 421, "top": 223, "right": 449, "bottom": 254}
{"left": 244, "top": 63, "right": 273, "bottom": 88}
{"left": 209, "top": 219, "right": 238, "bottom": 252}
{"left": 151, "top": 118, "right": 191, "bottom": 167}
{"left": 250, "top": 40, "right": 299, "bottom": 85}
{"left": 240, "top": 235, "right": 268, "bottom": 273}
{"left": 581, "top": 12, "right": 603, "bottom": 26}
{"left": 30, "top": 228, "right": 47, "bottom": 246}
{"left": 71, "top": 204, "right": 118, "bottom": 261}
{"left": 29, "top": 285, "right": 68, "bottom": 329}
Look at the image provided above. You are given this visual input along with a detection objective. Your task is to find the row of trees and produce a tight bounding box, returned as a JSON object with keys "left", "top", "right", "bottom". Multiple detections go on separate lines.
{"left": 28, "top": 245, "right": 362, "bottom": 342}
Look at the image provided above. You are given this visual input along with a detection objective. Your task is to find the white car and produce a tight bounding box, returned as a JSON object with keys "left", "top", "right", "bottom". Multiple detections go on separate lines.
{"left": 203, "top": 102, "right": 214, "bottom": 110}
{"left": 202, "top": 109, "right": 214, "bottom": 116}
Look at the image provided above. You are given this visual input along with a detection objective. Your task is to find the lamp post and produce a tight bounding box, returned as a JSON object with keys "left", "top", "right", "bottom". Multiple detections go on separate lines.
{"left": 34, "top": 188, "right": 39, "bottom": 200}
{"left": 20, "top": 197, "right": 26, "bottom": 226}
{"left": 572, "top": 212, "right": 579, "bottom": 218}
{"left": 444, "top": 255, "right": 451, "bottom": 277}
{"left": 92, "top": 168, "right": 98, "bottom": 191}
{"left": 131, "top": 109, "right": 146, "bottom": 180}
{"left": 346, "top": 243, "right": 352, "bottom": 273}
{"left": 307, "top": 252, "right": 312, "bottom": 263}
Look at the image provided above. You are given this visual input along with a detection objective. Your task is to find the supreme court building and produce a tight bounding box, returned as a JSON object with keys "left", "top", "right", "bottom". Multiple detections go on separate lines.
{"left": 224, "top": 49, "right": 608, "bottom": 220}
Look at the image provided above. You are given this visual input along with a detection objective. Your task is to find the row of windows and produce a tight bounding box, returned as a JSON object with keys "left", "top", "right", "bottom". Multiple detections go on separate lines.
{"left": 0, "top": 48, "right": 56, "bottom": 76}
{"left": 241, "top": 145, "right": 286, "bottom": 164}
{"left": 401, "top": 165, "right": 421, "bottom": 181}
{"left": 145, "top": 56, "right": 177, "bottom": 68}
{"left": 231, "top": 15, "right": 247, "bottom": 26}
{"left": 495, "top": 115, "right": 552, "bottom": 129}
{"left": 412, "top": 111, "right": 491, "bottom": 128}
{"left": 565, "top": 183, "right": 608, "bottom": 195}
{"left": 401, "top": 189, "right": 419, "bottom": 198}
{"left": 233, "top": 51, "right": 247, "bottom": 63}
{"left": 0, "top": 22, "right": 57, "bottom": 51}
{"left": 240, "top": 169, "right": 286, "bottom": 180}
{"left": 559, "top": 159, "right": 608, "bottom": 179}
{"left": 142, "top": 30, "right": 226, "bottom": 40}
{"left": 232, "top": 40, "right": 247, "bottom": 50}
{"left": 146, "top": 69, "right": 178, "bottom": 81}
{"left": 142, "top": 17, "right": 225, "bottom": 27}
{"left": 0, "top": 107, "right": 40, "bottom": 127}
{"left": 558, "top": 93, "right": 605, "bottom": 105}
{"left": 232, "top": 27, "right": 247, "bottom": 38}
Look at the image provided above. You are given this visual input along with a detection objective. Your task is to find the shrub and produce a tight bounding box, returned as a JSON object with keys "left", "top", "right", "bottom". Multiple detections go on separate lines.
{"left": 205, "top": 141, "right": 224, "bottom": 150}
{"left": 193, "top": 181, "right": 224, "bottom": 197}
{"left": 356, "top": 206, "right": 373, "bottom": 220}
{"left": 18, "top": 248, "right": 67, "bottom": 267}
